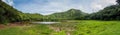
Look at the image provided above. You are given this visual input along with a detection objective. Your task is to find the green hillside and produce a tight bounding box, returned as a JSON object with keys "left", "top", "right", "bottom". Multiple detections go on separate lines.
{"left": 89, "top": 5, "right": 120, "bottom": 20}
{"left": 0, "top": 0, "right": 24, "bottom": 24}
{"left": 0, "top": 0, "right": 120, "bottom": 35}
{"left": 42, "top": 9, "right": 88, "bottom": 21}
{"left": 0, "top": 0, "right": 43, "bottom": 24}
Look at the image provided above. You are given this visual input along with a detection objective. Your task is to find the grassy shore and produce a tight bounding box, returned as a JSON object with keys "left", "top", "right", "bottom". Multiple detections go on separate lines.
{"left": 0, "top": 20, "right": 120, "bottom": 35}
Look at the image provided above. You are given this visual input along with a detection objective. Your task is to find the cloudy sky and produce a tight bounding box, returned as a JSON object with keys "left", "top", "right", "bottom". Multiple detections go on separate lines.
{"left": 2, "top": 0, "right": 117, "bottom": 15}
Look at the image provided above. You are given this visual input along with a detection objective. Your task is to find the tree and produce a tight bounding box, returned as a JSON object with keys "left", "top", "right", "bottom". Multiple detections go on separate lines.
{"left": 89, "top": 5, "right": 120, "bottom": 20}
{"left": 0, "top": 0, "right": 30, "bottom": 24}
{"left": 117, "top": 0, "right": 120, "bottom": 5}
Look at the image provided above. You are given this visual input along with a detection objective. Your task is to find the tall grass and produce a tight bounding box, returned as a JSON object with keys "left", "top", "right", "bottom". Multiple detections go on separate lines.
{"left": 0, "top": 20, "right": 120, "bottom": 35}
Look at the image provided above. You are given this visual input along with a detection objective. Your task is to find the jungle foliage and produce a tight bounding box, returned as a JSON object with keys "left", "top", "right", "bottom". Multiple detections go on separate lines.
{"left": 0, "top": 0, "right": 120, "bottom": 24}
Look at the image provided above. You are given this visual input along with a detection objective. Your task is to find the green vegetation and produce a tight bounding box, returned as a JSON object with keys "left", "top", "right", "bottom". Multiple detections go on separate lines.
{"left": 0, "top": 0, "right": 20, "bottom": 24}
{"left": 0, "top": 24, "right": 53, "bottom": 35}
{"left": 72, "top": 20, "right": 120, "bottom": 35}
{"left": 47, "top": 9, "right": 88, "bottom": 20}
{"left": 0, "top": 0, "right": 43, "bottom": 24}
{"left": 0, "top": 20, "right": 120, "bottom": 35}
{"left": 117, "top": 0, "right": 120, "bottom": 5}
{"left": 0, "top": 0, "right": 120, "bottom": 24}
{"left": 89, "top": 5, "right": 120, "bottom": 20}
{"left": 0, "top": 0, "right": 120, "bottom": 35}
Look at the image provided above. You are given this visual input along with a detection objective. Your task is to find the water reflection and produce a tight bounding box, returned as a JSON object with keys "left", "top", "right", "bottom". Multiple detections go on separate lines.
{"left": 32, "top": 22, "right": 60, "bottom": 24}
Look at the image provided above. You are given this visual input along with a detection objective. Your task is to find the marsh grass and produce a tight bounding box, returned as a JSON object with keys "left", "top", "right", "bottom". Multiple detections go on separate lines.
{"left": 0, "top": 20, "right": 120, "bottom": 35}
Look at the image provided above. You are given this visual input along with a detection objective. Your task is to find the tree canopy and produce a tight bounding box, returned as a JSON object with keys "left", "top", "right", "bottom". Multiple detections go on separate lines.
{"left": 117, "top": 0, "right": 120, "bottom": 5}
{"left": 0, "top": 0, "right": 120, "bottom": 24}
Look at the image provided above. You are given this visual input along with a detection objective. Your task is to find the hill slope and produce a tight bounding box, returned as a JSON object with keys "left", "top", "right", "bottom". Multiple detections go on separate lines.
{"left": 47, "top": 9, "right": 88, "bottom": 20}
{"left": 0, "top": 0, "right": 29, "bottom": 24}
{"left": 90, "top": 5, "right": 120, "bottom": 20}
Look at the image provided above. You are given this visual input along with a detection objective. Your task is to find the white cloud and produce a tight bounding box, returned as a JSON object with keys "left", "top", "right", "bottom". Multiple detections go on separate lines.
{"left": 39, "top": 0, "right": 84, "bottom": 15}
{"left": 90, "top": 0, "right": 117, "bottom": 12}
{"left": 2, "top": 0, "right": 14, "bottom": 6}
{"left": 15, "top": 0, "right": 84, "bottom": 15}
{"left": 3, "top": 0, "right": 117, "bottom": 15}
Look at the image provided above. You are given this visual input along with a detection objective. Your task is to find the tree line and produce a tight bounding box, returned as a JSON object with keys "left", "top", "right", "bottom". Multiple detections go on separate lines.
{"left": 0, "top": 0, "right": 120, "bottom": 24}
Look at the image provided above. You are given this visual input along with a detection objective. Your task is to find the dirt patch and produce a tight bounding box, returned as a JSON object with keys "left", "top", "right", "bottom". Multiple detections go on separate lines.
{"left": 8, "top": 22, "right": 26, "bottom": 26}
{"left": 0, "top": 22, "right": 29, "bottom": 29}
{"left": 48, "top": 26, "right": 61, "bottom": 32}
{"left": 0, "top": 24, "right": 5, "bottom": 29}
{"left": 48, "top": 26, "right": 73, "bottom": 35}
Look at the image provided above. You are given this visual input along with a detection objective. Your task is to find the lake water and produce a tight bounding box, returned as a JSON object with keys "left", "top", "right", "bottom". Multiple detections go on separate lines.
{"left": 32, "top": 22, "right": 61, "bottom": 24}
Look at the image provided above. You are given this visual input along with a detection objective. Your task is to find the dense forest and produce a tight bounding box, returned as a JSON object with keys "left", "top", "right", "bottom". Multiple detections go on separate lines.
{"left": 43, "top": 9, "right": 88, "bottom": 21}
{"left": 0, "top": 0, "right": 43, "bottom": 24}
{"left": 0, "top": 0, "right": 120, "bottom": 24}
{"left": 0, "top": 0, "right": 23, "bottom": 24}
{"left": 1, "top": 0, "right": 120, "bottom": 35}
